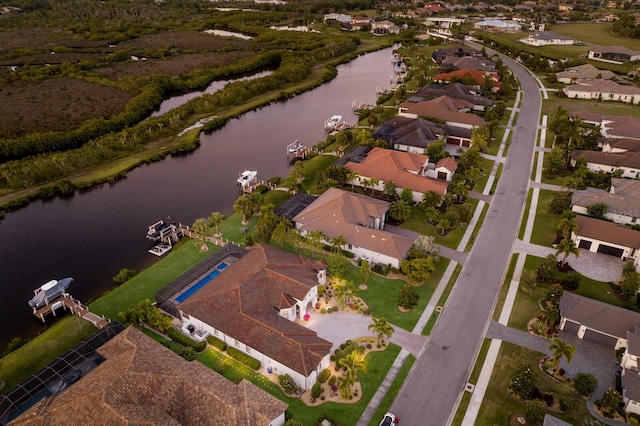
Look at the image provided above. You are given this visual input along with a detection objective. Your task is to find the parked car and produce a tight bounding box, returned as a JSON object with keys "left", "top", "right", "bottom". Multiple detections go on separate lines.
{"left": 379, "top": 412, "right": 399, "bottom": 426}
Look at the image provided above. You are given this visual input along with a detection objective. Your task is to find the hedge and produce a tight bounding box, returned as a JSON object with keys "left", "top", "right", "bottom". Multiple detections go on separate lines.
{"left": 207, "top": 335, "right": 228, "bottom": 351}
{"left": 167, "top": 328, "right": 206, "bottom": 352}
{"left": 227, "top": 346, "right": 261, "bottom": 370}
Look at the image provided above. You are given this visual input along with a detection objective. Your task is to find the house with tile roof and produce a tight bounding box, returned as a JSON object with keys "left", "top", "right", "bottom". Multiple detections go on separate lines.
{"left": 371, "top": 116, "right": 472, "bottom": 153}
{"left": 572, "top": 178, "right": 640, "bottom": 225}
{"left": 559, "top": 292, "right": 640, "bottom": 348}
{"left": 588, "top": 45, "right": 640, "bottom": 64}
{"left": 556, "top": 64, "right": 617, "bottom": 84}
{"left": 177, "top": 244, "right": 332, "bottom": 391}
{"left": 600, "top": 138, "right": 640, "bottom": 153}
{"left": 344, "top": 147, "right": 451, "bottom": 202}
{"left": 8, "top": 326, "right": 288, "bottom": 426}
{"left": 431, "top": 45, "right": 477, "bottom": 64}
{"left": 473, "top": 19, "right": 521, "bottom": 32}
{"left": 573, "top": 111, "right": 640, "bottom": 140}
{"left": 570, "top": 215, "right": 640, "bottom": 266}
{"left": 293, "top": 187, "right": 415, "bottom": 268}
{"left": 415, "top": 82, "right": 494, "bottom": 111}
{"left": 563, "top": 79, "right": 640, "bottom": 104}
{"left": 433, "top": 69, "right": 501, "bottom": 93}
{"left": 521, "top": 31, "right": 574, "bottom": 46}
{"left": 398, "top": 96, "right": 486, "bottom": 129}
{"left": 570, "top": 149, "right": 640, "bottom": 179}
{"left": 440, "top": 56, "right": 498, "bottom": 74}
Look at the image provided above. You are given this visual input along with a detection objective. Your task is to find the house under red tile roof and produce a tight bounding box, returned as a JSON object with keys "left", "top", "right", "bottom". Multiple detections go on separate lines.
{"left": 10, "top": 326, "right": 287, "bottom": 426}
{"left": 345, "top": 147, "right": 450, "bottom": 196}
{"left": 433, "top": 68, "right": 501, "bottom": 89}
{"left": 179, "top": 244, "right": 332, "bottom": 378}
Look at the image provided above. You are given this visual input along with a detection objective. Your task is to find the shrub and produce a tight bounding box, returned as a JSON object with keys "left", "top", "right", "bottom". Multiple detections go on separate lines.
{"left": 311, "top": 383, "right": 322, "bottom": 399}
{"left": 227, "top": 346, "right": 261, "bottom": 370}
{"left": 398, "top": 283, "right": 419, "bottom": 309}
{"left": 279, "top": 374, "right": 297, "bottom": 394}
{"left": 318, "top": 369, "right": 331, "bottom": 384}
{"left": 525, "top": 399, "right": 545, "bottom": 424}
{"left": 508, "top": 363, "right": 536, "bottom": 400}
{"left": 3, "top": 336, "right": 30, "bottom": 356}
{"left": 321, "top": 308, "right": 327, "bottom": 314}
{"left": 284, "top": 420, "right": 302, "bottom": 426}
{"left": 328, "top": 376, "right": 337, "bottom": 386}
{"left": 167, "top": 328, "right": 206, "bottom": 352}
{"left": 573, "top": 372, "right": 598, "bottom": 397}
{"left": 563, "top": 271, "right": 580, "bottom": 290}
{"left": 206, "top": 335, "right": 227, "bottom": 351}
{"left": 113, "top": 268, "right": 137, "bottom": 284}
{"left": 363, "top": 308, "right": 372, "bottom": 315}
{"left": 332, "top": 306, "right": 339, "bottom": 312}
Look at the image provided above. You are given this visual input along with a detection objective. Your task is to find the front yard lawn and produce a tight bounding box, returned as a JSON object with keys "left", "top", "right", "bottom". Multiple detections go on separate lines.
{"left": 531, "top": 189, "right": 560, "bottom": 247}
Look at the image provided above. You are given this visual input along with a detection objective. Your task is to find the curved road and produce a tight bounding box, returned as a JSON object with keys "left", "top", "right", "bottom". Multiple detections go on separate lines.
{"left": 390, "top": 44, "right": 542, "bottom": 425}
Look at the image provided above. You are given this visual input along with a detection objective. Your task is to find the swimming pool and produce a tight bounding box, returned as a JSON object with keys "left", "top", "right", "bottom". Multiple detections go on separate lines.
{"left": 176, "top": 270, "right": 220, "bottom": 303}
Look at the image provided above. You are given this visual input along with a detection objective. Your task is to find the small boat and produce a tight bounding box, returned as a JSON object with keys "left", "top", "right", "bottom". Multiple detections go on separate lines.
{"left": 28, "top": 277, "right": 73, "bottom": 309}
{"left": 147, "top": 217, "right": 177, "bottom": 241}
{"left": 148, "top": 242, "right": 172, "bottom": 257}
{"left": 288, "top": 140, "right": 304, "bottom": 153}
{"left": 324, "top": 115, "right": 342, "bottom": 131}
{"left": 237, "top": 170, "right": 258, "bottom": 189}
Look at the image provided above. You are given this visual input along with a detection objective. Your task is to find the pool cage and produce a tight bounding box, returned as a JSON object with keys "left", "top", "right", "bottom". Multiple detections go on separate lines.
{"left": 156, "top": 244, "right": 247, "bottom": 318}
{"left": 0, "top": 321, "right": 125, "bottom": 425}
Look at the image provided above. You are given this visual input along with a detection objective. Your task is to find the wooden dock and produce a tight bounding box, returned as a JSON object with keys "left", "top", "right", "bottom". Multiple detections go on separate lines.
{"left": 32, "top": 294, "right": 110, "bottom": 329}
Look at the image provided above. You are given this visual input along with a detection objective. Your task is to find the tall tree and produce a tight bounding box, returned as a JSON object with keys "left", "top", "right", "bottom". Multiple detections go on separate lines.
{"left": 307, "top": 230, "right": 325, "bottom": 259}
{"left": 555, "top": 238, "right": 579, "bottom": 265}
{"left": 191, "top": 218, "right": 210, "bottom": 252}
{"left": 347, "top": 171, "right": 360, "bottom": 192}
{"left": 548, "top": 337, "right": 576, "bottom": 371}
{"left": 389, "top": 199, "right": 412, "bottom": 222}
{"left": 556, "top": 216, "right": 578, "bottom": 239}
{"left": 208, "top": 211, "right": 224, "bottom": 237}
{"left": 234, "top": 195, "right": 254, "bottom": 225}
{"left": 338, "top": 351, "right": 367, "bottom": 393}
{"left": 334, "top": 280, "right": 356, "bottom": 308}
{"left": 359, "top": 260, "right": 371, "bottom": 285}
{"left": 330, "top": 235, "right": 348, "bottom": 253}
{"left": 368, "top": 317, "right": 395, "bottom": 346}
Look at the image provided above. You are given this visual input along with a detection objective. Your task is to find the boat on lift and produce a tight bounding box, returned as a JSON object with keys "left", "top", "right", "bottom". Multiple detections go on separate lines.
{"left": 237, "top": 170, "right": 258, "bottom": 189}
{"left": 28, "top": 277, "right": 73, "bottom": 309}
{"left": 324, "top": 115, "right": 342, "bottom": 131}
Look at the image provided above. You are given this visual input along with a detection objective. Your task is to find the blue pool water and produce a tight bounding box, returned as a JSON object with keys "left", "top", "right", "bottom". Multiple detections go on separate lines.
{"left": 217, "top": 262, "right": 228, "bottom": 270}
{"left": 176, "top": 270, "right": 220, "bottom": 303}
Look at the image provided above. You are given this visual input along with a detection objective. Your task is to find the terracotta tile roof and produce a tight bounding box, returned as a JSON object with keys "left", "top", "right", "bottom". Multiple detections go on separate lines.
{"left": 433, "top": 68, "right": 501, "bottom": 88}
{"left": 10, "top": 326, "right": 287, "bottom": 426}
{"left": 435, "top": 157, "right": 458, "bottom": 172}
{"left": 560, "top": 292, "right": 640, "bottom": 338}
{"left": 415, "top": 82, "right": 494, "bottom": 108}
{"left": 601, "top": 138, "right": 640, "bottom": 153}
{"left": 293, "top": 188, "right": 415, "bottom": 261}
{"left": 399, "top": 99, "right": 486, "bottom": 127}
{"left": 571, "top": 149, "right": 640, "bottom": 169}
{"left": 179, "top": 245, "right": 331, "bottom": 377}
{"left": 575, "top": 215, "right": 640, "bottom": 249}
{"left": 345, "top": 147, "right": 450, "bottom": 196}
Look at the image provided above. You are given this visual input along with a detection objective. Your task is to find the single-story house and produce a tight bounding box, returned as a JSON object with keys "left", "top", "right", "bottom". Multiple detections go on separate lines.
{"left": 349, "top": 16, "right": 373, "bottom": 31}
{"left": 176, "top": 244, "right": 332, "bottom": 391}
{"left": 432, "top": 46, "right": 477, "bottom": 64}
{"left": 344, "top": 147, "right": 451, "bottom": 202}
{"left": 8, "top": 326, "right": 288, "bottom": 425}
{"left": 570, "top": 215, "right": 640, "bottom": 266}
{"left": 570, "top": 149, "right": 640, "bottom": 179}
{"left": 563, "top": 79, "right": 640, "bottom": 104}
{"left": 571, "top": 178, "right": 640, "bottom": 225}
{"left": 371, "top": 20, "right": 400, "bottom": 35}
{"left": 433, "top": 68, "right": 501, "bottom": 93}
{"left": 588, "top": 45, "right": 640, "bottom": 64}
{"left": 440, "top": 56, "right": 498, "bottom": 74}
{"left": 415, "top": 82, "right": 494, "bottom": 111}
{"left": 573, "top": 111, "right": 640, "bottom": 140}
{"left": 424, "top": 17, "right": 465, "bottom": 29}
{"left": 371, "top": 116, "right": 472, "bottom": 153}
{"left": 559, "top": 291, "right": 640, "bottom": 349}
{"left": 520, "top": 31, "right": 574, "bottom": 46}
{"left": 556, "top": 63, "right": 617, "bottom": 84}
{"left": 473, "top": 19, "right": 521, "bottom": 32}
{"left": 323, "top": 13, "right": 352, "bottom": 25}
{"left": 600, "top": 137, "right": 640, "bottom": 153}
{"left": 293, "top": 187, "right": 415, "bottom": 268}
{"left": 398, "top": 97, "right": 487, "bottom": 129}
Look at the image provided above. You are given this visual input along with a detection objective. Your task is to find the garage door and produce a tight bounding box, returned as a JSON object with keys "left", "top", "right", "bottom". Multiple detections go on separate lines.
{"left": 583, "top": 329, "right": 618, "bottom": 347}
{"left": 562, "top": 320, "right": 580, "bottom": 334}
{"left": 597, "top": 244, "right": 624, "bottom": 258}
{"left": 578, "top": 240, "right": 592, "bottom": 250}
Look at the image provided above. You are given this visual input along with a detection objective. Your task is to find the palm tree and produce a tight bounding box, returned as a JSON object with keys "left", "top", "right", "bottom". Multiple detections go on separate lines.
{"left": 538, "top": 306, "right": 560, "bottom": 330}
{"left": 436, "top": 217, "right": 451, "bottom": 236}
{"left": 451, "top": 181, "right": 470, "bottom": 204}
{"left": 347, "top": 171, "right": 360, "bottom": 192}
{"left": 424, "top": 206, "right": 440, "bottom": 224}
{"left": 471, "top": 125, "right": 490, "bottom": 152}
{"left": 330, "top": 235, "right": 348, "bottom": 253}
{"left": 307, "top": 230, "right": 325, "bottom": 259}
{"left": 465, "top": 165, "right": 481, "bottom": 189}
{"left": 192, "top": 218, "right": 209, "bottom": 252}
{"left": 338, "top": 351, "right": 367, "bottom": 392}
{"left": 548, "top": 337, "right": 576, "bottom": 371}
{"left": 556, "top": 216, "right": 578, "bottom": 239}
{"left": 573, "top": 164, "right": 588, "bottom": 188}
{"left": 548, "top": 107, "right": 570, "bottom": 148}
{"left": 368, "top": 317, "right": 395, "bottom": 346}
{"left": 233, "top": 195, "right": 253, "bottom": 225}
{"left": 388, "top": 199, "right": 412, "bottom": 223}
{"left": 208, "top": 211, "right": 224, "bottom": 237}
{"left": 334, "top": 280, "right": 356, "bottom": 308}
{"left": 369, "top": 177, "right": 380, "bottom": 196}
{"left": 361, "top": 178, "right": 371, "bottom": 194}
{"left": 555, "top": 237, "right": 579, "bottom": 265}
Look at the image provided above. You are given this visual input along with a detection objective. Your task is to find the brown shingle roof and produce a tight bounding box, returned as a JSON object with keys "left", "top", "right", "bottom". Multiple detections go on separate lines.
{"left": 575, "top": 215, "right": 640, "bottom": 249}
{"left": 571, "top": 149, "right": 640, "bottom": 169}
{"left": 399, "top": 100, "right": 486, "bottom": 127}
{"left": 345, "top": 147, "right": 449, "bottom": 196}
{"left": 293, "top": 188, "right": 415, "bottom": 261}
{"left": 573, "top": 111, "right": 640, "bottom": 140}
{"left": 10, "top": 326, "right": 287, "bottom": 425}
{"left": 566, "top": 79, "right": 640, "bottom": 96}
{"left": 560, "top": 292, "right": 640, "bottom": 339}
{"left": 557, "top": 64, "right": 616, "bottom": 81}
{"left": 179, "top": 245, "right": 331, "bottom": 377}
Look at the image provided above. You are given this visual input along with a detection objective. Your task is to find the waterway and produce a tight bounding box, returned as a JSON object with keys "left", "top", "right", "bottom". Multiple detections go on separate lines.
{"left": 0, "top": 46, "right": 395, "bottom": 352}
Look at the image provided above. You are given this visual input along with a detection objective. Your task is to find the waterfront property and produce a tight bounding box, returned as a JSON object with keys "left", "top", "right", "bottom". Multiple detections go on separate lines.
{"left": 292, "top": 187, "right": 414, "bottom": 268}
{"left": 3, "top": 325, "right": 287, "bottom": 426}
{"left": 371, "top": 116, "right": 473, "bottom": 153}
{"left": 160, "top": 244, "right": 332, "bottom": 391}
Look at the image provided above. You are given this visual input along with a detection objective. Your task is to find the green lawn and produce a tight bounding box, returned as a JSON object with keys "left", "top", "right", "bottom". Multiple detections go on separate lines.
{"left": 543, "top": 96, "right": 640, "bottom": 120}
{"left": 476, "top": 342, "right": 593, "bottom": 425}
{"left": 552, "top": 22, "right": 640, "bottom": 51}
{"left": 280, "top": 153, "right": 339, "bottom": 194}
{"left": 492, "top": 254, "right": 519, "bottom": 322}
{"left": 531, "top": 189, "right": 560, "bottom": 247}
{"left": 475, "top": 157, "right": 495, "bottom": 191}
{"left": 518, "top": 189, "right": 533, "bottom": 240}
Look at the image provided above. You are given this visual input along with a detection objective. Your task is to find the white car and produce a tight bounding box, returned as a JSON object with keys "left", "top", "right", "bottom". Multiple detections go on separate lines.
{"left": 379, "top": 412, "right": 398, "bottom": 426}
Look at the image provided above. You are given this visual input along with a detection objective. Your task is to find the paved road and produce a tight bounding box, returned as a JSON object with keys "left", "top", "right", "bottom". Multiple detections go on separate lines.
{"left": 390, "top": 44, "right": 542, "bottom": 425}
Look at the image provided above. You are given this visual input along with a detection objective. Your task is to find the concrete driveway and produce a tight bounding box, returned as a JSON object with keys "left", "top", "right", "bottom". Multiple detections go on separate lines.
{"left": 304, "top": 312, "right": 427, "bottom": 358}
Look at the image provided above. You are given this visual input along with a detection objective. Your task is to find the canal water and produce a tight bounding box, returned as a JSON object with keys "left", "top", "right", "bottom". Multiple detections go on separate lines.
{"left": 0, "top": 46, "right": 395, "bottom": 352}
